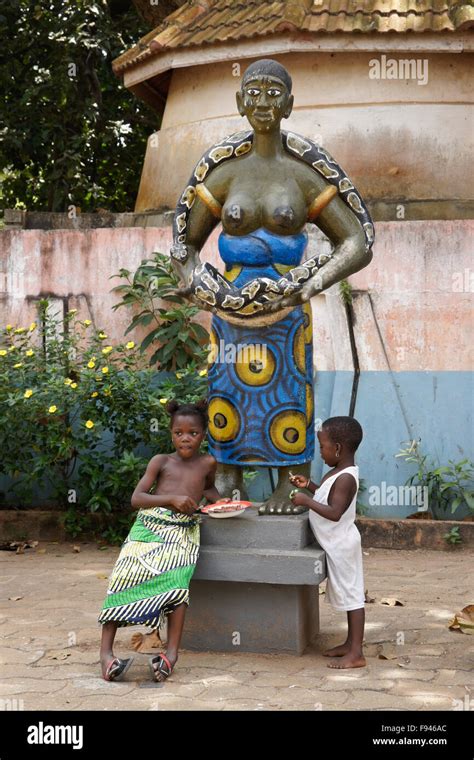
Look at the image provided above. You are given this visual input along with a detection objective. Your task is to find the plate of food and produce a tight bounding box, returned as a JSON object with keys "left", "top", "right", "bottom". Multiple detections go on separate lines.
{"left": 200, "top": 499, "right": 252, "bottom": 519}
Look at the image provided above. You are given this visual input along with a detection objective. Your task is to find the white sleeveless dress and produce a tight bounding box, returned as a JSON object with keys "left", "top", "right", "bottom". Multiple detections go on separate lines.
{"left": 309, "top": 465, "right": 365, "bottom": 612}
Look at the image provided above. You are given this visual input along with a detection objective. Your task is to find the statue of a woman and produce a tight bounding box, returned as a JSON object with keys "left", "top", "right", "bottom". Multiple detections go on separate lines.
{"left": 170, "top": 59, "right": 374, "bottom": 515}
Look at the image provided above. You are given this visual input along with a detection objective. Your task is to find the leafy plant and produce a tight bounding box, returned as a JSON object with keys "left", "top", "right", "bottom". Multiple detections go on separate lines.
{"left": 444, "top": 526, "right": 462, "bottom": 546}
{"left": 396, "top": 440, "right": 474, "bottom": 520}
{"left": 0, "top": 301, "right": 208, "bottom": 526}
{"left": 339, "top": 279, "right": 353, "bottom": 306}
{"left": 111, "top": 252, "right": 210, "bottom": 370}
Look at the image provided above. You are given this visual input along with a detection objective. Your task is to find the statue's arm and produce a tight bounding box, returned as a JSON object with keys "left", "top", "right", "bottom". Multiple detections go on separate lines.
{"left": 170, "top": 200, "right": 219, "bottom": 292}
{"left": 269, "top": 189, "right": 373, "bottom": 312}
{"left": 307, "top": 193, "right": 373, "bottom": 292}
{"left": 170, "top": 169, "right": 230, "bottom": 312}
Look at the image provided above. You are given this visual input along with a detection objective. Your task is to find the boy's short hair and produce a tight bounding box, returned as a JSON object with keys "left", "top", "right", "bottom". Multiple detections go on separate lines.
{"left": 166, "top": 399, "right": 208, "bottom": 430}
{"left": 322, "top": 416, "right": 363, "bottom": 453}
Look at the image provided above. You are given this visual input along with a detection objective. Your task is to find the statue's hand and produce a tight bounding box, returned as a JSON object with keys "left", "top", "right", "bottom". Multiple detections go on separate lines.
{"left": 300, "top": 274, "right": 324, "bottom": 303}
{"left": 265, "top": 290, "right": 303, "bottom": 313}
{"left": 170, "top": 243, "right": 198, "bottom": 291}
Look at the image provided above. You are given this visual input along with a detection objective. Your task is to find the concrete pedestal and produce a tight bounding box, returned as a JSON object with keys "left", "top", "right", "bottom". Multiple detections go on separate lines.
{"left": 181, "top": 509, "right": 326, "bottom": 655}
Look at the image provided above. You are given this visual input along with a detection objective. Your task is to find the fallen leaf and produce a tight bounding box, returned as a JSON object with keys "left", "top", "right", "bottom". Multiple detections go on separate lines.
{"left": 377, "top": 645, "right": 398, "bottom": 660}
{"left": 448, "top": 604, "right": 474, "bottom": 635}
{"left": 36, "top": 549, "right": 46, "bottom": 554}
{"left": 8, "top": 596, "right": 23, "bottom": 601}
{"left": 380, "top": 597, "right": 404, "bottom": 607}
{"left": 130, "top": 628, "right": 163, "bottom": 653}
{"left": 319, "top": 586, "right": 326, "bottom": 595}
{"left": 96, "top": 574, "right": 108, "bottom": 580}
{"left": 72, "top": 546, "right": 80, "bottom": 553}
{"left": 363, "top": 551, "right": 370, "bottom": 556}
{"left": 16, "top": 545, "right": 25, "bottom": 555}
{"left": 365, "top": 590, "right": 375, "bottom": 603}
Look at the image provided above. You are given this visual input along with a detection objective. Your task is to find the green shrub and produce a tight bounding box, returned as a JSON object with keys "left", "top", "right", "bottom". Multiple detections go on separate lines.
{"left": 0, "top": 300, "right": 208, "bottom": 528}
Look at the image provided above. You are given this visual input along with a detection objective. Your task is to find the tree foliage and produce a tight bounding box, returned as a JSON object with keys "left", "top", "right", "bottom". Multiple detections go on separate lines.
{"left": 0, "top": 0, "right": 156, "bottom": 213}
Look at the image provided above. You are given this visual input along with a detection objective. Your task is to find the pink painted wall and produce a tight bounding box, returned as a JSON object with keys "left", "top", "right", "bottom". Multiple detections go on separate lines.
{"left": 1, "top": 220, "right": 472, "bottom": 372}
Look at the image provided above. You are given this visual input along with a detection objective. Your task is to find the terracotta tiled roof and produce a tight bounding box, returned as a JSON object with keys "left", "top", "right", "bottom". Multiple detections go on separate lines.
{"left": 115, "top": 1, "right": 474, "bottom": 73}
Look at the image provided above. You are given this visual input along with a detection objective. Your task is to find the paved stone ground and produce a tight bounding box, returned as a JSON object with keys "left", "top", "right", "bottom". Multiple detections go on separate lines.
{"left": 0, "top": 543, "right": 472, "bottom": 711}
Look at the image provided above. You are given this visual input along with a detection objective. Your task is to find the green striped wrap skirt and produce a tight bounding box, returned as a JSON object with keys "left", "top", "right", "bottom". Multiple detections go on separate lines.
{"left": 98, "top": 507, "right": 200, "bottom": 629}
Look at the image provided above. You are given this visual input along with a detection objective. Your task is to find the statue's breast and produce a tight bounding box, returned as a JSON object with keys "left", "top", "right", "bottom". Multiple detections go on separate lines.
{"left": 221, "top": 180, "right": 307, "bottom": 236}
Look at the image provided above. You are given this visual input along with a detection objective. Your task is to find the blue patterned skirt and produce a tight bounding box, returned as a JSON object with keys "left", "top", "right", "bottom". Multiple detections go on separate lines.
{"left": 207, "top": 229, "right": 315, "bottom": 467}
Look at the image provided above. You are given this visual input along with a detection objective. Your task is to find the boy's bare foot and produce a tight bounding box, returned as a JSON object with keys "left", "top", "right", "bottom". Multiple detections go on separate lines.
{"left": 327, "top": 653, "right": 366, "bottom": 669}
{"left": 323, "top": 643, "right": 351, "bottom": 657}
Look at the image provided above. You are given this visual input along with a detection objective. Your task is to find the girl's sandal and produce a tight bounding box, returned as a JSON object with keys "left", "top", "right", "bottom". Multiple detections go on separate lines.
{"left": 103, "top": 656, "right": 134, "bottom": 682}
{"left": 148, "top": 653, "right": 174, "bottom": 682}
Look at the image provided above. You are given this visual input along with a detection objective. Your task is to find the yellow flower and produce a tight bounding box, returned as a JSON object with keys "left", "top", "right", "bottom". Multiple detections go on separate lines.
{"left": 13, "top": 363, "right": 23, "bottom": 368}
{"left": 48, "top": 405, "right": 57, "bottom": 414}
{"left": 64, "top": 378, "right": 72, "bottom": 386}
{"left": 6, "top": 324, "right": 12, "bottom": 332}
{"left": 68, "top": 309, "right": 77, "bottom": 315}
{"left": 70, "top": 382, "right": 78, "bottom": 389}
{"left": 0, "top": 350, "right": 7, "bottom": 356}
{"left": 26, "top": 349, "right": 34, "bottom": 357}
{"left": 24, "top": 389, "right": 33, "bottom": 399}
{"left": 98, "top": 332, "right": 107, "bottom": 340}
{"left": 87, "top": 360, "right": 95, "bottom": 369}
{"left": 91, "top": 391, "right": 98, "bottom": 398}
{"left": 9, "top": 346, "right": 15, "bottom": 352}
{"left": 85, "top": 420, "right": 94, "bottom": 429}
{"left": 159, "top": 398, "right": 168, "bottom": 404}
{"left": 83, "top": 319, "right": 92, "bottom": 327}
{"left": 199, "top": 369, "right": 207, "bottom": 376}
{"left": 14, "top": 327, "right": 25, "bottom": 334}
{"left": 101, "top": 366, "right": 109, "bottom": 374}
{"left": 176, "top": 372, "right": 183, "bottom": 379}
{"left": 102, "top": 346, "right": 113, "bottom": 355}
{"left": 29, "top": 322, "right": 37, "bottom": 331}
{"left": 125, "top": 341, "right": 135, "bottom": 349}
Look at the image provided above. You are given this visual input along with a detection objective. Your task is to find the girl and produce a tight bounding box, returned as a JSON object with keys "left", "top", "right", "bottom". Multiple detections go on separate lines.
{"left": 98, "top": 399, "right": 228, "bottom": 683}
{"left": 290, "top": 416, "right": 366, "bottom": 669}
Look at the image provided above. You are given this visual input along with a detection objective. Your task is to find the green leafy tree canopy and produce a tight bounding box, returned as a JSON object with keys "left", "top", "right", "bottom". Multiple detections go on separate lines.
{"left": 0, "top": 0, "right": 156, "bottom": 213}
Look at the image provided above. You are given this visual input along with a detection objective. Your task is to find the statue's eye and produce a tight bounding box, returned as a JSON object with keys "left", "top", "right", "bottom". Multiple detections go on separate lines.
{"left": 246, "top": 88, "right": 260, "bottom": 96}
{"left": 268, "top": 88, "right": 281, "bottom": 97}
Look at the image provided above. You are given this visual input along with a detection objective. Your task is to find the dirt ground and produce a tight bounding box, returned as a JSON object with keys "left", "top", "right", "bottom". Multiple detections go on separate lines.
{"left": 0, "top": 543, "right": 472, "bottom": 711}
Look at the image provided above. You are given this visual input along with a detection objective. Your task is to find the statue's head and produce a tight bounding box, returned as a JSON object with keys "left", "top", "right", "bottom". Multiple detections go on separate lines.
{"left": 236, "top": 59, "right": 294, "bottom": 133}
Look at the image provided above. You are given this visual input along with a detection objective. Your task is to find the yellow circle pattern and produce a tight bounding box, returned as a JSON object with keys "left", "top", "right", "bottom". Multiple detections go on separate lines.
{"left": 303, "top": 302, "right": 312, "bottom": 344}
{"left": 235, "top": 345, "right": 275, "bottom": 386}
{"left": 293, "top": 325, "right": 306, "bottom": 374}
{"left": 269, "top": 410, "right": 307, "bottom": 455}
{"left": 306, "top": 383, "right": 314, "bottom": 424}
{"left": 208, "top": 397, "right": 241, "bottom": 442}
{"left": 208, "top": 328, "right": 218, "bottom": 367}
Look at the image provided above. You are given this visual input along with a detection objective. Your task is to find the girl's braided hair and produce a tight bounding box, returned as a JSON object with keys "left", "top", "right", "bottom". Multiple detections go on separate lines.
{"left": 165, "top": 399, "right": 208, "bottom": 430}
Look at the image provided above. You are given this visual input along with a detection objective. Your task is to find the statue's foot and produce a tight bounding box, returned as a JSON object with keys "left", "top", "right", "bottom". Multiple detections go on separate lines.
{"left": 258, "top": 464, "right": 310, "bottom": 516}
{"left": 258, "top": 485, "right": 308, "bottom": 516}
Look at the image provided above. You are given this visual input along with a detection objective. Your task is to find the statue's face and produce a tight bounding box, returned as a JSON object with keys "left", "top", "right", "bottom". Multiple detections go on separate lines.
{"left": 236, "top": 75, "right": 293, "bottom": 133}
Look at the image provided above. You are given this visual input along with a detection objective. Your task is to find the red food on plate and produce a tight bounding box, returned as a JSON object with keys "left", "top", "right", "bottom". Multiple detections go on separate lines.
{"left": 200, "top": 500, "right": 252, "bottom": 514}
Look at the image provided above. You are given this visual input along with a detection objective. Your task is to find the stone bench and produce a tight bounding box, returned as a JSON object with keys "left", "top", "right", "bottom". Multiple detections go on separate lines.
{"left": 181, "top": 508, "right": 326, "bottom": 655}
